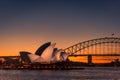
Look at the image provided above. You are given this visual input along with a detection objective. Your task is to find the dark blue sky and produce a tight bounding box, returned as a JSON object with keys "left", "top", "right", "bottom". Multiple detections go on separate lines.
{"left": 0, "top": 0, "right": 120, "bottom": 55}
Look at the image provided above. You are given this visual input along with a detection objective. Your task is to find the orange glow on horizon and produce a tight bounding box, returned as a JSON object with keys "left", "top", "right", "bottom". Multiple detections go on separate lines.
{"left": 1, "top": 31, "right": 90, "bottom": 56}
{"left": 0, "top": 37, "right": 79, "bottom": 56}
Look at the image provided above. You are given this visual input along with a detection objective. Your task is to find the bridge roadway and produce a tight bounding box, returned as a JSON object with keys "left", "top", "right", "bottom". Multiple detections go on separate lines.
{"left": 69, "top": 54, "right": 120, "bottom": 65}
{"left": 69, "top": 54, "right": 120, "bottom": 56}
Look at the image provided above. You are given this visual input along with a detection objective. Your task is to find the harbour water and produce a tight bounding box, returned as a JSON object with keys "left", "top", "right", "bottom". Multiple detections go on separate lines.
{"left": 0, "top": 67, "right": 120, "bottom": 80}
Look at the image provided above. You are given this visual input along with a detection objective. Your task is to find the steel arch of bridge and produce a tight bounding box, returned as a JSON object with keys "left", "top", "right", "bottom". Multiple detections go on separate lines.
{"left": 64, "top": 37, "right": 120, "bottom": 55}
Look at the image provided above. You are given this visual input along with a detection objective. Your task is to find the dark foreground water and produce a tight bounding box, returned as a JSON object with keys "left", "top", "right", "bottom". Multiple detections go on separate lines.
{"left": 0, "top": 67, "right": 120, "bottom": 80}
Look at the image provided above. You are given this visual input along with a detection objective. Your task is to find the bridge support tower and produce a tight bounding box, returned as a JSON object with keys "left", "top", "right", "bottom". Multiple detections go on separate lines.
{"left": 88, "top": 55, "right": 92, "bottom": 65}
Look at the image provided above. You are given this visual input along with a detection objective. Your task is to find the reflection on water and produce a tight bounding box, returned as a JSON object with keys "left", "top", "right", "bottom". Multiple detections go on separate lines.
{"left": 0, "top": 67, "right": 120, "bottom": 80}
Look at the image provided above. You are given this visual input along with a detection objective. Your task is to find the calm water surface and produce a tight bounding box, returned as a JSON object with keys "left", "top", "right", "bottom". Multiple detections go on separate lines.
{"left": 0, "top": 67, "right": 120, "bottom": 80}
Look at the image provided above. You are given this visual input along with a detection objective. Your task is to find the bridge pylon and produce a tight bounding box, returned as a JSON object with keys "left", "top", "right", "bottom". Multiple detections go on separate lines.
{"left": 88, "top": 55, "right": 92, "bottom": 65}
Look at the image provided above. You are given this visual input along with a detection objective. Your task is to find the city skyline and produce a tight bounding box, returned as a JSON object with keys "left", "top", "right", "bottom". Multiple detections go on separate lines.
{"left": 0, "top": 0, "right": 120, "bottom": 56}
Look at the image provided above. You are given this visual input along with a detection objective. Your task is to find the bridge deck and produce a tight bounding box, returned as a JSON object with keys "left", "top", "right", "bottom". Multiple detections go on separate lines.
{"left": 69, "top": 54, "right": 120, "bottom": 56}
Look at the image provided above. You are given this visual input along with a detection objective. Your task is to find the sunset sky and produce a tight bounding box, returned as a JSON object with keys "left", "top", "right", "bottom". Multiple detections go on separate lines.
{"left": 1, "top": 0, "right": 120, "bottom": 56}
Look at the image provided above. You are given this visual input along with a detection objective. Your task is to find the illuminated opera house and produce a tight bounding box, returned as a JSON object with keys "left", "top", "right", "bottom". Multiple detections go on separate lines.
{"left": 20, "top": 42, "right": 69, "bottom": 64}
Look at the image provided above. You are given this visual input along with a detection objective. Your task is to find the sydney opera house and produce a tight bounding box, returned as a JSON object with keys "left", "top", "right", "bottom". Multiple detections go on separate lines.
{"left": 20, "top": 42, "right": 69, "bottom": 64}
{"left": 0, "top": 42, "right": 71, "bottom": 70}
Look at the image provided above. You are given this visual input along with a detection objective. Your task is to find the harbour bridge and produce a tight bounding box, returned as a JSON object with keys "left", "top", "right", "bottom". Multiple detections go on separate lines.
{"left": 64, "top": 37, "right": 120, "bottom": 64}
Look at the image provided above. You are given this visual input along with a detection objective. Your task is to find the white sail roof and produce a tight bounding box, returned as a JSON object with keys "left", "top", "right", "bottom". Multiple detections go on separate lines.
{"left": 40, "top": 43, "right": 56, "bottom": 63}
{"left": 55, "top": 50, "right": 62, "bottom": 61}
{"left": 51, "top": 49, "right": 62, "bottom": 62}
{"left": 28, "top": 54, "right": 40, "bottom": 63}
{"left": 61, "top": 52, "right": 69, "bottom": 61}
{"left": 41, "top": 43, "right": 56, "bottom": 63}
{"left": 28, "top": 43, "right": 56, "bottom": 63}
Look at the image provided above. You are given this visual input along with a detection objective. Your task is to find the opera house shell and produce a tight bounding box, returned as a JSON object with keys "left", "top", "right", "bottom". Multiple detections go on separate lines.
{"left": 20, "top": 42, "right": 69, "bottom": 64}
